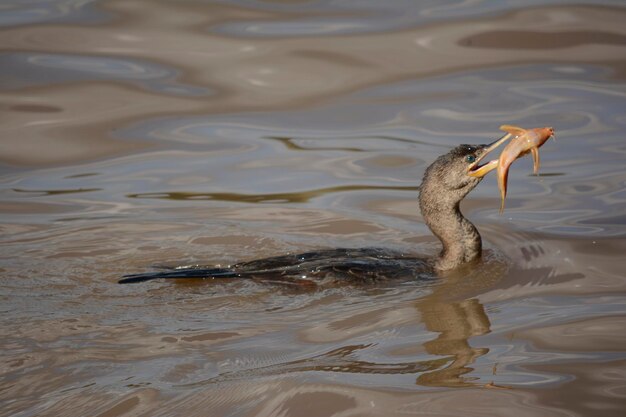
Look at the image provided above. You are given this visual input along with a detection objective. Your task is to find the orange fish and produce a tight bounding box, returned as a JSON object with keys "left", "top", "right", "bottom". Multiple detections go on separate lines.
{"left": 497, "top": 125, "right": 554, "bottom": 213}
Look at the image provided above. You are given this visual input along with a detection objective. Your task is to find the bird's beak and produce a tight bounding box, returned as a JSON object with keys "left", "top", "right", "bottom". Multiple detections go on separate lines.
{"left": 467, "top": 133, "right": 512, "bottom": 178}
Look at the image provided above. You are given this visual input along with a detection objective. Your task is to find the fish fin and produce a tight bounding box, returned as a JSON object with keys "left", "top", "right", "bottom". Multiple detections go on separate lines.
{"left": 497, "top": 163, "right": 509, "bottom": 214}
{"left": 499, "top": 125, "right": 526, "bottom": 136}
{"left": 531, "top": 147, "right": 540, "bottom": 175}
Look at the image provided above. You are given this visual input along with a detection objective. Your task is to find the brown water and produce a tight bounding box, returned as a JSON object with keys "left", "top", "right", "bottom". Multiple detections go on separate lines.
{"left": 2, "top": 1, "right": 626, "bottom": 416}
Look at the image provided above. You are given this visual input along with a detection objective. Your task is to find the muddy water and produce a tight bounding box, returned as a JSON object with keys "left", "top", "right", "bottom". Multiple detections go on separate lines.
{"left": 1, "top": 1, "right": 626, "bottom": 416}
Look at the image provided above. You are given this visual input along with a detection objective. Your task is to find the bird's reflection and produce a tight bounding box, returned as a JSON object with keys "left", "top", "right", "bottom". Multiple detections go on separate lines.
{"left": 412, "top": 257, "right": 506, "bottom": 388}
{"left": 181, "top": 297, "right": 495, "bottom": 389}
{"left": 180, "top": 259, "right": 505, "bottom": 389}
{"left": 416, "top": 297, "right": 491, "bottom": 387}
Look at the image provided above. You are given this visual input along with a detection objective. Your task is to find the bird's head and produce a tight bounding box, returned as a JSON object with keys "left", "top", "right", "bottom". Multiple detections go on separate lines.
{"left": 419, "top": 137, "right": 505, "bottom": 208}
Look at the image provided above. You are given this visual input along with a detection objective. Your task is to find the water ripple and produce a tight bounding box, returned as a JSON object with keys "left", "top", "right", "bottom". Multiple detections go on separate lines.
{"left": 211, "top": 0, "right": 626, "bottom": 37}
{"left": 2, "top": 2, "right": 626, "bottom": 415}
{"left": 0, "top": 0, "right": 106, "bottom": 28}
{"left": 0, "top": 52, "right": 212, "bottom": 96}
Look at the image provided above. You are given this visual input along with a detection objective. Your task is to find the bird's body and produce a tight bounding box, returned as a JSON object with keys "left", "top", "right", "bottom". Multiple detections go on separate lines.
{"left": 118, "top": 248, "right": 431, "bottom": 285}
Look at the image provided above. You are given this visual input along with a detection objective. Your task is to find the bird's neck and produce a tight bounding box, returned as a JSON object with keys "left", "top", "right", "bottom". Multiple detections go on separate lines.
{"left": 419, "top": 196, "right": 482, "bottom": 271}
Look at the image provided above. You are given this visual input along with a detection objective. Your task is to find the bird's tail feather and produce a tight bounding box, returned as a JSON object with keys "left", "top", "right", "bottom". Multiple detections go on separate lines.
{"left": 118, "top": 267, "right": 240, "bottom": 284}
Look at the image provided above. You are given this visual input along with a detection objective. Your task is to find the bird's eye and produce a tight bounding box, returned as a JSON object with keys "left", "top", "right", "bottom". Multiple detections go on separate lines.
{"left": 465, "top": 155, "right": 476, "bottom": 163}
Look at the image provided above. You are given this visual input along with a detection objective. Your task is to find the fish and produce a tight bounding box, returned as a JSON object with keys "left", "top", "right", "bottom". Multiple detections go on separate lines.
{"left": 496, "top": 125, "right": 555, "bottom": 213}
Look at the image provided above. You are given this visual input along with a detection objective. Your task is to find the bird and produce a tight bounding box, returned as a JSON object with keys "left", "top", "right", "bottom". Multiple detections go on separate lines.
{"left": 119, "top": 137, "right": 506, "bottom": 285}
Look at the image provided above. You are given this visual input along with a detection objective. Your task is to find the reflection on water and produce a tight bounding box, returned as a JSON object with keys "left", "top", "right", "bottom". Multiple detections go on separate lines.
{"left": 13, "top": 187, "right": 101, "bottom": 196}
{"left": 0, "top": 0, "right": 106, "bottom": 28}
{"left": 0, "top": 52, "right": 212, "bottom": 96}
{"left": 212, "top": 0, "right": 626, "bottom": 37}
{"left": 417, "top": 298, "right": 491, "bottom": 387}
{"left": 1, "top": 0, "right": 626, "bottom": 416}
{"left": 127, "top": 185, "right": 417, "bottom": 204}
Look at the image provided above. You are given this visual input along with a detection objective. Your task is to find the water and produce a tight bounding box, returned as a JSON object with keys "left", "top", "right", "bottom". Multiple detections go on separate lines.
{"left": 1, "top": 1, "right": 625, "bottom": 416}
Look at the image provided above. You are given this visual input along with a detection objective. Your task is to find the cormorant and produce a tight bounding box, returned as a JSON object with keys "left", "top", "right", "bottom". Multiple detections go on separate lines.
{"left": 119, "top": 136, "right": 508, "bottom": 285}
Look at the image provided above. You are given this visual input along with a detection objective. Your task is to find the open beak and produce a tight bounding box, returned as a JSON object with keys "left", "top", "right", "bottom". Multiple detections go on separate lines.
{"left": 466, "top": 133, "right": 512, "bottom": 178}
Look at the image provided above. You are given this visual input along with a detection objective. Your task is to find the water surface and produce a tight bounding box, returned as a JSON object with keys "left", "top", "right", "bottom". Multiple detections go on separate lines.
{"left": 1, "top": 1, "right": 626, "bottom": 416}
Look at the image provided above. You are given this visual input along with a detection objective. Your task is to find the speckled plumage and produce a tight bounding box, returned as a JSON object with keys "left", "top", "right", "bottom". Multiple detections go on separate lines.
{"left": 419, "top": 144, "right": 488, "bottom": 271}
